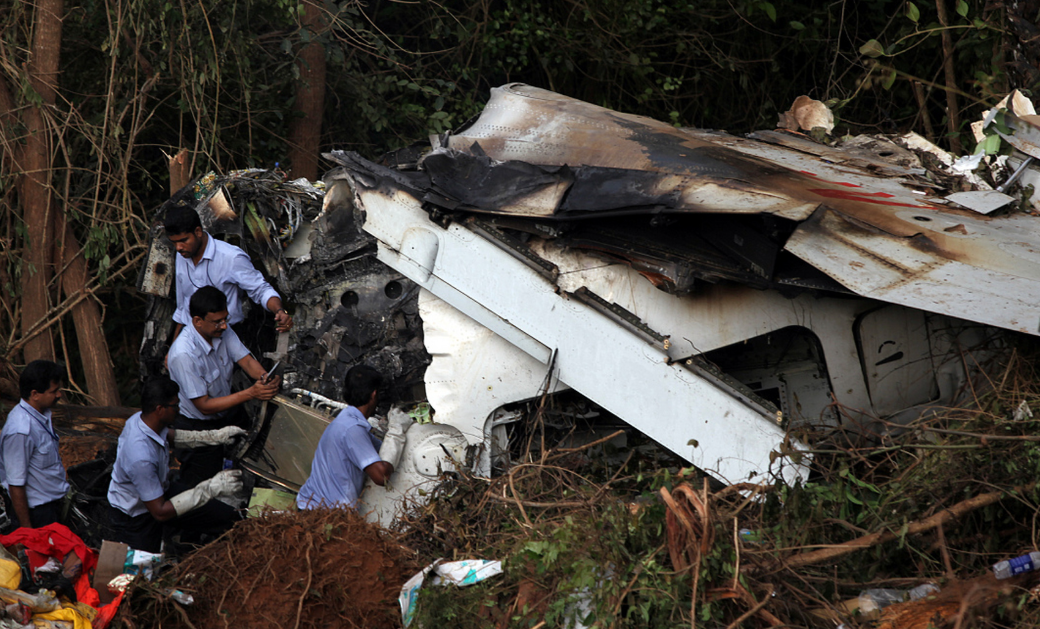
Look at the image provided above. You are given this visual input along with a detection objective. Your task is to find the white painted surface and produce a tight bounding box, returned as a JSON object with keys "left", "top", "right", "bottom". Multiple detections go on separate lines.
{"left": 357, "top": 184, "right": 809, "bottom": 485}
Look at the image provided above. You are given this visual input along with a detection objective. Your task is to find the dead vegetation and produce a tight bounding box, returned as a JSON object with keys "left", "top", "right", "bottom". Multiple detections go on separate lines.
{"left": 116, "top": 339, "right": 1040, "bottom": 628}
{"left": 387, "top": 339, "right": 1040, "bottom": 628}
{"left": 118, "top": 508, "right": 419, "bottom": 629}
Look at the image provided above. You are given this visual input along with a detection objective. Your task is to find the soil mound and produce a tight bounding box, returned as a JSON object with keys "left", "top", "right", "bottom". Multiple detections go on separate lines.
{"left": 124, "top": 508, "right": 419, "bottom": 629}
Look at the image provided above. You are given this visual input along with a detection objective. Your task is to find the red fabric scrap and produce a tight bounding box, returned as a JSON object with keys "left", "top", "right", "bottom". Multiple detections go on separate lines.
{"left": 0, "top": 523, "right": 101, "bottom": 607}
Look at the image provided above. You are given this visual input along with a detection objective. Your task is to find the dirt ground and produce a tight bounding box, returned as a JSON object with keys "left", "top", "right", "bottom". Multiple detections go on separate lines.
{"left": 120, "top": 507, "right": 421, "bottom": 629}
{"left": 61, "top": 435, "right": 117, "bottom": 469}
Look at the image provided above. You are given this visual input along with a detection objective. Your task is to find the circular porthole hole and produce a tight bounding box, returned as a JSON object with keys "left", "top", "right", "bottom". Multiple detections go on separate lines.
{"left": 340, "top": 291, "right": 359, "bottom": 308}
{"left": 913, "top": 215, "right": 932, "bottom": 222}
{"left": 384, "top": 281, "right": 403, "bottom": 299}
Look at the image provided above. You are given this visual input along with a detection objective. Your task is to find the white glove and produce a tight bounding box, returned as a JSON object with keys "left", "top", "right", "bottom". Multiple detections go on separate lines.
{"left": 379, "top": 406, "right": 413, "bottom": 468}
{"left": 173, "top": 426, "right": 247, "bottom": 448}
{"left": 170, "top": 470, "right": 244, "bottom": 516}
{"left": 386, "top": 406, "right": 413, "bottom": 436}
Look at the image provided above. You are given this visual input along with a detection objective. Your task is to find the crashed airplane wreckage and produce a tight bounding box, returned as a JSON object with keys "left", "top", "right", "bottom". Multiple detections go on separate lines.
{"left": 326, "top": 83, "right": 1040, "bottom": 506}
{"left": 142, "top": 84, "right": 1040, "bottom": 524}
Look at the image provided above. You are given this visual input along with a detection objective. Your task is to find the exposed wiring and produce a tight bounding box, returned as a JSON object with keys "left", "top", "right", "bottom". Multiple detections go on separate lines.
{"left": 289, "top": 387, "right": 349, "bottom": 411}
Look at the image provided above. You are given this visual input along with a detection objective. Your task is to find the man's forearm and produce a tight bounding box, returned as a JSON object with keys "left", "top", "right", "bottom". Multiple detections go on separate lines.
{"left": 144, "top": 497, "right": 179, "bottom": 523}
{"left": 237, "top": 354, "right": 267, "bottom": 381}
{"left": 8, "top": 485, "right": 31, "bottom": 528}
{"left": 191, "top": 389, "right": 255, "bottom": 416}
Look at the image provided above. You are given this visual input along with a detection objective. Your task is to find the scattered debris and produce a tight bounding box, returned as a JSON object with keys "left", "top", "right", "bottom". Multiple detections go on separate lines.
{"left": 778, "top": 95, "right": 835, "bottom": 134}
{"left": 399, "top": 559, "right": 503, "bottom": 626}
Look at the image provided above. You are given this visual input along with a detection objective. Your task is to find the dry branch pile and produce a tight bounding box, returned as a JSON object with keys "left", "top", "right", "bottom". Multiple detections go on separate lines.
{"left": 388, "top": 342, "right": 1040, "bottom": 628}
{"left": 119, "top": 508, "right": 419, "bottom": 629}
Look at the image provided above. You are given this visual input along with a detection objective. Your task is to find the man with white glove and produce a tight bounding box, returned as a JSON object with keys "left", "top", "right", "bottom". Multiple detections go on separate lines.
{"left": 168, "top": 469, "right": 243, "bottom": 516}
{"left": 107, "top": 377, "right": 243, "bottom": 553}
{"left": 297, "top": 365, "right": 395, "bottom": 510}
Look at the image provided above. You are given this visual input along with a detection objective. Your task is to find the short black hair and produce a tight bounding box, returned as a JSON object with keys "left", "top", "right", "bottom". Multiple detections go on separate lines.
{"left": 189, "top": 285, "right": 228, "bottom": 319}
{"left": 19, "top": 360, "right": 63, "bottom": 400}
{"left": 164, "top": 205, "right": 202, "bottom": 236}
{"left": 141, "top": 377, "right": 180, "bottom": 414}
{"left": 344, "top": 365, "right": 382, "bottom": 407}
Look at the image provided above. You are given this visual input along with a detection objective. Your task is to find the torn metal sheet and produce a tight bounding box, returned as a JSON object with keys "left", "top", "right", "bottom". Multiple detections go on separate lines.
{"left": 785, "top": 206, "right": 1040, "bottom": 334}
{"left": 419, "top": 84, "right": 1040, "bottom": 337}
{"left": 944, "top": 190, "right": 1014, "bottom": 214}
{"left": 239, "top": 394, "right": 332, "bottom": 491}
{"left": 435, "top": 85, "right": 820, "bottom": 220}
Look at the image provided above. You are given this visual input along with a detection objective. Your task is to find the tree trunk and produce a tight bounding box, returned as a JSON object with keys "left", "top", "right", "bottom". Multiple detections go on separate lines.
{"left": 935, "top": 0, "right": 962, "bottom": 154}
{"left": 286, "top": 0, "right": 327, "bottom": 181}
{"left": 54, "top": 212, "right": 121, "bottom": 406}
{"left": 18, "top": 0, "right": 65, "bottom": 363}
{"left": 169, "top": 148, "right": 192, "bottom": 194}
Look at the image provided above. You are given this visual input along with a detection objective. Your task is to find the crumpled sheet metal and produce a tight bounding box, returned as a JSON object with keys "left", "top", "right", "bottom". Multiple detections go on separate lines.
{"left": 446, "top": 84, "right": 939, "bottom": 226}
{"left": 438, "top": 84, "right": 819, "bottom": 220}
{"left": 437, "top": 84, "right": 1040, "bottom": 336}
{"left": 418, "top": 289, "right": 565, "bottom": 447}
{"left": 786, "top": 207, "right": 1040, "bottom": 334}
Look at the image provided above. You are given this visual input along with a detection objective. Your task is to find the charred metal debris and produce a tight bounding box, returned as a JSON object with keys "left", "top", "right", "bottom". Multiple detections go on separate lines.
{"left": 139, "top": 84, "right": 1040, "bottom": 488}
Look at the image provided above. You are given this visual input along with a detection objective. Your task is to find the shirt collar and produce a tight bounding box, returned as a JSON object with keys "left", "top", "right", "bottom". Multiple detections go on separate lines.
{"left": 134, "top": 413, "right": 168, "bottom": 447}
{"left": 345, "top": 406, "right": 370, "bottom": 428}
{"left": 185, "top": 320, "right": 220, "bottom": 354}
{"left": 200, "top": 231, "right": 216, "bottom": 263}
{"left": 18, "top": 398, "right": 51, "bottom": 422}
{"left": 18, "top": 399, "right": 57, "bottom": 439}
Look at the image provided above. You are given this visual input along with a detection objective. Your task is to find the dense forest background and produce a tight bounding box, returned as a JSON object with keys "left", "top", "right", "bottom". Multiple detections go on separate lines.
{"left": 0, "top": 0, "right": 1037, "bottom": 405}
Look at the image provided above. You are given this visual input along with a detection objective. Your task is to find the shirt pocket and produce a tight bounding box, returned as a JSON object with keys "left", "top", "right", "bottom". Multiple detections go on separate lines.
{"left": 34, "top": 436, "right": 62, "bottom": 467}
{"left": 203, "top": 366, "right": 222, "bottom": 396}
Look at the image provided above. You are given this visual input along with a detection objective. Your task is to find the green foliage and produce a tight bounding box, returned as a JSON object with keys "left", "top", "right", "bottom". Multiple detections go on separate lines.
{"left": 406, "top": 464, "right": 715, "bottom": 628}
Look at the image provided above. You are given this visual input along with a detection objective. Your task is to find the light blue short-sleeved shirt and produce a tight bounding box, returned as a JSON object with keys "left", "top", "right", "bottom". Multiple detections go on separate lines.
{"left": 167, "top": 324, "right": 250, "bottom": 420}
{"left": 173, "top": 234, "right": 281, "bottom": 326}
{"left": 108, "top": 412, "right": 170, "bottom": 517}
{"left": 0, "top": 400, "right": 69, "bottom": 507}
{"left": 297, "top": 406, "right": 382, "bottom": 510}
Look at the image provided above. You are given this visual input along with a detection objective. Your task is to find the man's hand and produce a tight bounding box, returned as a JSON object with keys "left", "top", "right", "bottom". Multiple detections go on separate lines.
{"left": 364, "top": 461, "right": 394, "bottom": 487}
{"left": 274, "top": 309, "right": 293, "bottom": 333}
{"left": 248, "top": 374, "right": 281, "bottom": 401}
{"left": 267, "top": 298, "right": 293, "bottom": 333}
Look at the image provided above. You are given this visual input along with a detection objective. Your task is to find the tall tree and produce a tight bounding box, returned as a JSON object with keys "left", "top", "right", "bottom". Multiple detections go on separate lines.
{"left": 0, "top": 0, "right": 121, "bottom": 404}
{"left": 16, "top": 0, "right": 63, "bottom": 364}
{"left": 287, "top": 0, "right": 328, "bottom": 180}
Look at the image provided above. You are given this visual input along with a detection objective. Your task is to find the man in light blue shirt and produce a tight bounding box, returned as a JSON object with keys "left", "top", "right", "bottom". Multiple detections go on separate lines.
{"left": 108, "top": 377, "right": 244, "bottom": 552}
{"left": 163, "top": 206, "right": 293, "bottom": 339}
{"left": 297, "top": 365, "right": 394, "bottom": 510}
{"left": 0, "top": 360, "right": 68, "bottom": 529}
{"left": 167, "top": 286, "right": 280, "bottom": 485}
